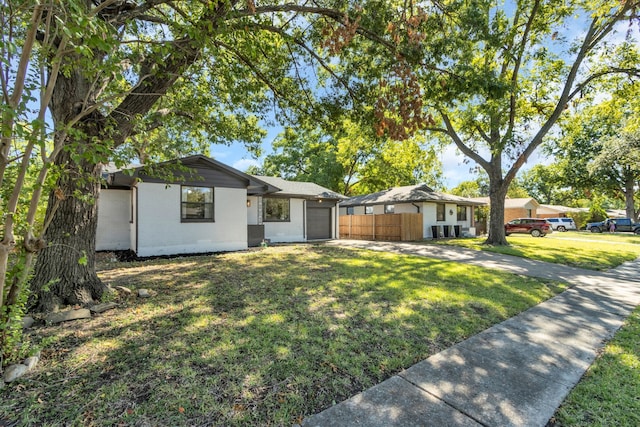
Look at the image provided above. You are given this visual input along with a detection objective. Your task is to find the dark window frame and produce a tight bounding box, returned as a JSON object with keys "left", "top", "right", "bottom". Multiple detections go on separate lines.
{"left": 456, "top": 206, "right": 467, "bottom": 221}
{"left": 436, "top": 203, "right": 445, "bottom": 221}
{"left": 346, "top": 207, "right": 355, "bottom": 215}
{"left": 181, "top": 186, "right": 214, "bottom": 223}
{"left": 365, "top": 206, "right": 374, "bottom": 215}
{"left": 263, "top": 197, "right": 291, "bottom": 222}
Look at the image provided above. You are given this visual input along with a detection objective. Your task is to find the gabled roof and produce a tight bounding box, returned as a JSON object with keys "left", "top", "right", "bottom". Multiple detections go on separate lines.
{"left": 252, "top": 176, "right": 345, "bottom": 200}
{"left": 538, "top": 204, "right": 584, "bottom": 214}
{"left": 340, "top": 184, "right": 488, "bottom": 207}
{"left": 469, "top": 197, "right": 540, "bottom": 209}
{"left": 103, "top": 155, "right": 279, "bottom": 195}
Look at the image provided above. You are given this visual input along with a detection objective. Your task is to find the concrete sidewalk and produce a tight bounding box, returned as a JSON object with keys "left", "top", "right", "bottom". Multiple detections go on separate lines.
{"left": 301, "top": 240, "right": 640, "bottom": 427}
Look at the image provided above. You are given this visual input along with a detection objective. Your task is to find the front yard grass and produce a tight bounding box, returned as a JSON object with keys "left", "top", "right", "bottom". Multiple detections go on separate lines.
{"left": 1, "top": 245, "right": 566, "bottom": 426}
{"left": 551, "top": 305, "right": 640, "bottom": 426}
{"left": 437, "top": 233, "right": 640, "bottom": 270}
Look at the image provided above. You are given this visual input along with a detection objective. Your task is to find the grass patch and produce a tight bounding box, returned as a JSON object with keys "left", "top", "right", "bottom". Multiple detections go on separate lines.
{"left": 551, "top": 306, "right": 640, "bottom": 426}
{"left": 2, "top": 245, "right": 566, "bottom": 426}
{"left": 436, "top": 233, "right": 640, "bottom": 270}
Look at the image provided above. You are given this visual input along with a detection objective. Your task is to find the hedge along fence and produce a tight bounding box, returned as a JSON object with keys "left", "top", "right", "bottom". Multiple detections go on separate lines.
{"left": 339, "top": 213, "right": 423, "bottom": 241}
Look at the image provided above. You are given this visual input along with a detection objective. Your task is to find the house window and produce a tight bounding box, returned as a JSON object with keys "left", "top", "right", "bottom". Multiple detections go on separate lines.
{"left": 457, "top": 206, "right": 467, "bottom": 221}
{"left": 436, "top": 203, "right": 445, "bottom": 221}
{"left": 346, "top": 207, "right": 354, "bottom": 215}
{"left": 384, "top": 204, "right": 395, "bottom": 214}
{"left": 181, "top": 186, "right": 214, "bottom": 222}
{"left": 264, "top": 198, "right": 290, "bottom": 222}
{"left": 365, "top": 206, "right": 373, "bottom": 215}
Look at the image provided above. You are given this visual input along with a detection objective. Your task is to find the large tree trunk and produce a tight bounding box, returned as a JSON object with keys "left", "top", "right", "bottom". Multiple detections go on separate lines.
{"left": 30, "top": 145, "right": 108, "bottom": 313}
{"left": 485, "top": 168, "right": 509, "bottom": 246}
{"left": 623, "top": 174, "right": 638, "bottom": 221}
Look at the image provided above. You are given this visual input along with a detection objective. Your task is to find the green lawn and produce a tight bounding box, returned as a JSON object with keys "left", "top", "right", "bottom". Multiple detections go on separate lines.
{"left": 436, "top": 232, "right": 640, "bottom": 270}
{"left": 1, "top": 245, "right": 565, "bottom": 426}
{"left": 551, "top": 306, "right": 640, "bottom": 427}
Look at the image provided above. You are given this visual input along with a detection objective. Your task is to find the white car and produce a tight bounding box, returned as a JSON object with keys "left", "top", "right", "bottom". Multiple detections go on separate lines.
{"left": 545, "top": 217, "right": 577, "bottom": 232}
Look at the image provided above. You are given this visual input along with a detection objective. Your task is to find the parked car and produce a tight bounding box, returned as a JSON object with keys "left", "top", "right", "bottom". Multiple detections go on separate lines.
{"left": 545, "top": 217, "right": 577, "bottom": 232}
{"left": 505, "top": 218, "right": 552, "bottom": 237}
{"left": 586, "top": 218, "right": 640, "bottom": 234}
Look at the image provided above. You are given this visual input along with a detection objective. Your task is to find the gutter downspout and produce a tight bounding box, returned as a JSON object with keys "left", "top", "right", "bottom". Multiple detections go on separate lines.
{"left": 412, "top": 203, "right": 421, "bottom": 213}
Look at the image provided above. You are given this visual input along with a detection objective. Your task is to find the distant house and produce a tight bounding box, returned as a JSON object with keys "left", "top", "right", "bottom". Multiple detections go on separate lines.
{"left": 537, "top": 204, "right": 585, "bottom": 218}
{"left": 96, "top": 155, "right": 343, "bottom": 257}
{"left": 339, "top": 184, "right": 487, "bottom": 238}
{"left": 470, "top": 197, "right": 540, "bottom": 223}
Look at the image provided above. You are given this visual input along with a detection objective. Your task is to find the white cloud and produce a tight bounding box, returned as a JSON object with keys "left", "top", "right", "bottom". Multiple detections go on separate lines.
{"left": 232, "top": 158, "right": 260, "bottom": 171}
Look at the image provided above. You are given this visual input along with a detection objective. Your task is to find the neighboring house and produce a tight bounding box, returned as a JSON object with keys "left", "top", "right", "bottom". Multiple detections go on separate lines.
{"left": 605, "top": 209, "right": 626, "bottom": 219}
{"left": 339, "top": 184, "right": 487, "bottom": 238}
{"left": 470, "top": 197, "right": 540, "bottom": 223}
{"left": 536, "top": 204, "right": 585, "bottom": 218}
{"left": 96, "top": 155, "right": 343, "bottom": 257}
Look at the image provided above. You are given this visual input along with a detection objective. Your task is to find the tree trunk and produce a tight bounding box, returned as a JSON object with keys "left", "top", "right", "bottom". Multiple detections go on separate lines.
{"left": 30, "top": 149, "right": 108, "bottom": 312}
{"left": 623, "top": 173, "right": 638, "bottom": 221}
{"left": 484, "top": 168, "right": 509, "bottom": 245}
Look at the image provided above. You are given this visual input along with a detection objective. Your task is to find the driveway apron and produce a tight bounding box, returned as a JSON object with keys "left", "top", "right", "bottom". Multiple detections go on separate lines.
{"left": 301, "top": 240, "right": 640, "bottom": 427}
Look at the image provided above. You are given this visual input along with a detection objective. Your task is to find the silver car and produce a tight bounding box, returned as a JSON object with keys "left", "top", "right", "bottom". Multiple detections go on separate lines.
{"left": 545, "top": 217, "right": 577, "bottom": 232}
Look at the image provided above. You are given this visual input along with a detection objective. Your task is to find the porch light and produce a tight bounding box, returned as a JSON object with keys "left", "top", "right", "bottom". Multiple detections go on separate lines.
{"left": 246, "top": 200, "right": 251, "bottom": 207}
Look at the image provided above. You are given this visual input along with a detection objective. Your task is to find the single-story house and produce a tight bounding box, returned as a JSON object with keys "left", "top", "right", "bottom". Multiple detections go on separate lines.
{"left": 536, "top": 204, "right": 585, "bottom": 218}
{"left": 470, "top": 197, "right": 540, "bottom": 223}
{"left": 339, "top": 184, "right": 487, "bottom": 238}
{"left": 96, "top": 155, "right": 344, "bottom": 257}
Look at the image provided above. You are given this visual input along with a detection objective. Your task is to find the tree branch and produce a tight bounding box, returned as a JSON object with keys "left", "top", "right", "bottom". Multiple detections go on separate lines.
{"left": 440, "top": 112, "right": 490, "bottom": 171}
{"left": 504, "top": 0, "right": 540, "bottom": 145}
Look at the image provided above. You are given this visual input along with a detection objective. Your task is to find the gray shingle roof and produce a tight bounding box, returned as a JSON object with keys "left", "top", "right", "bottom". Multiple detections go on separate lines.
{"left": 341, "top": 184, "right": 487, "bottom": 207}
{"left": 252, "top": 176, "right": 345, "bottom": 200}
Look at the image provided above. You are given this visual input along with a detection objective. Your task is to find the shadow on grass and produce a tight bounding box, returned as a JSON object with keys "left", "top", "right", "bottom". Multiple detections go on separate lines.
{"left": 3, "top": 245, "right": 566, "bottom": 426}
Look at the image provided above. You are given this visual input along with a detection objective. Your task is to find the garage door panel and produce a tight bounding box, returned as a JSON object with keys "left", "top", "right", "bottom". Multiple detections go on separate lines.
{"left": 307, "top": 207, "right": 331, "bottom": 240}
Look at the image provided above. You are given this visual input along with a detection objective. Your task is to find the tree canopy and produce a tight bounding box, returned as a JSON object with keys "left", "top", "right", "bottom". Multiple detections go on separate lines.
{"left": 256, "top": 117, "right": 443, "bottom": 196}
{"left": 551, "top": 60, "right": 640, "bottom": 220}
{"left": 373, "top": 0, "right": 640, "bottom": 244}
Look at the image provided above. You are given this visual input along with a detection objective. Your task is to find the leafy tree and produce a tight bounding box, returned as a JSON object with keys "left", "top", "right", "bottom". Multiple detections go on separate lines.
{"left": 552, "top": 67, "right": 640, "bottom": 220}
{"left": 588, "top": 129, "right": 640, "bottom": 220}
{"left": 377, "top": 1, "right": 640, "bottom": 244}
{"left": 450, "top": 180, "right": 484, "bottom": 198}
{"left": 519, "top": 164, "right": 566, "bottom": 204}
{"left": 259, "top": 118, "right": 442, "bottom": 195}
{"left": 1, "top": 1, "right": 404, "bottom": 320}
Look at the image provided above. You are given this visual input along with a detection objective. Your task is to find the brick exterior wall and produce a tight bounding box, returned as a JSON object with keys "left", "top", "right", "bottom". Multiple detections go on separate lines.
{"left": 504, "top": 208, "right": 536, "bottom": 223}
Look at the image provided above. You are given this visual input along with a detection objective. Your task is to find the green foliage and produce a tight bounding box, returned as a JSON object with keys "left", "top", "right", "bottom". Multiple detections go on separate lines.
{"left": 567, "top": 210, "right": 590, "bottom": 230}
{"left": 260, "top": 118, "right": 443, "bottom": 195}
{"left": 551, "top": 47, "right": 640, "bottom": 217}
{"left": 383, "top": 0, "right": 640, "bottom": 244}
{"left": 589, "top": 198, "right": 608, "bottom": 222}
{"left": 0, "top": 256, "right": 34, "bottom": 364}
{"left": 506, "top": 177, "right": 530, "bottom": 199}
{"left": 519, "top": 164, "right": 566, "bottom": 205}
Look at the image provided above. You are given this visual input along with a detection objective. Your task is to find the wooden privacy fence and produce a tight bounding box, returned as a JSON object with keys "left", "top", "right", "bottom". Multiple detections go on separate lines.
{"left": 340, "top": 213, "right": 423, "bottom": 241}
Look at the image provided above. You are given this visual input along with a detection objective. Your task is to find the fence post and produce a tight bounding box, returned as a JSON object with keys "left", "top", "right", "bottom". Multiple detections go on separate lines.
{"left": 372, "top": 214, "right": 376, "bottom": 240}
